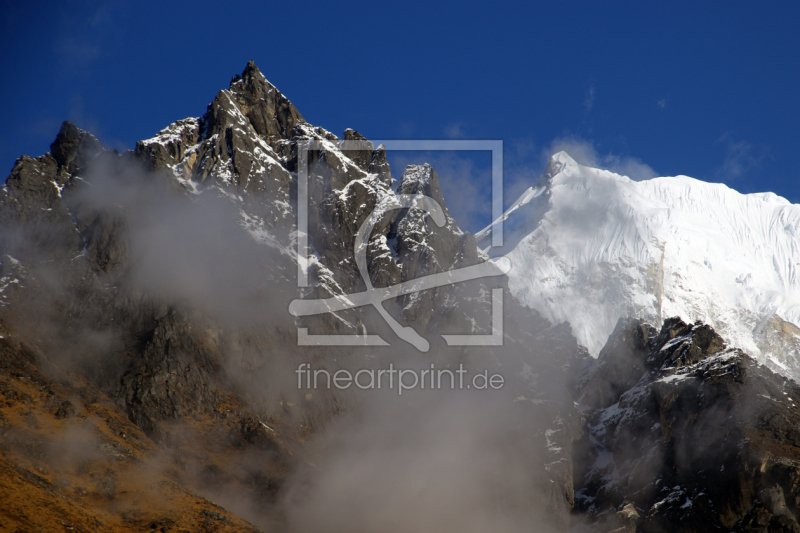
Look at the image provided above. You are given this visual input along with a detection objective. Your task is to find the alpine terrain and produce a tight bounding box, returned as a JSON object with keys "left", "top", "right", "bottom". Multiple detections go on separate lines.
{"left": 1, "top": 61, "right": 800, "bottom": 533}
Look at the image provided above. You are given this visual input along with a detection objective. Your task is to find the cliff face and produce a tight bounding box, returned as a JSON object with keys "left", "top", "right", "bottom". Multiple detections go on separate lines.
{"left": 574, "top": 317, "right": 800, "bottom": 533}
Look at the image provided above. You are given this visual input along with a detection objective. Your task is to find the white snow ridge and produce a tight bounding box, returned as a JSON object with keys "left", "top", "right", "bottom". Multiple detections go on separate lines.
{"left": 478, "top": 151, "right": 800, "bottom": 380}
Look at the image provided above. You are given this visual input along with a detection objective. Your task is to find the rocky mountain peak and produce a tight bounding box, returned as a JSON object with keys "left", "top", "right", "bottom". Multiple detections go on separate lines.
{"left": 488, "top": 145, "right": 800, "bottom": 380}
{"left": 49, "top": 120, "right": 104, "bottom": 174}
{"left": 341, "top": 128, "right": 373, "bottom": 172}
{"left": 646, "top": 316, "right": 726, "bottom": 369}
{"left": 340, "top": 128, "right": 392, "bottom": 185}
{"left": 227, "top": 60, "right": 304, "bottom": 142}
{"left": 241, "top": 58, "right": 261, "bottom": 79}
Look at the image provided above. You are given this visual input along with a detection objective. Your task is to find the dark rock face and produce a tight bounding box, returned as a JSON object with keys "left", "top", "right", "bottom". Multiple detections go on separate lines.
{"left": 134, "top": 117, "right": 200, "bottom": 172}
{"left": 229, "top": 60, "right": 304, "bottom": 143}
{"left": 50, "top": 120, "right": 104, "bottom": 174}
{"left": 576, "top": 318, "right": 655, "bottom": 410}
{"left": 574, "top": 317, "right": 800, "bottom": 532}
{"left": 0, "top": 153, "right": 82, "bottom": 260}
{"left": 119, "top": 312, "right": 228, "bottom": 440}
{"left": 341, "top": 128, "right": 373, "bottom": 172}
{"left": 390, "top": 163, "right": 481, "bottom": 328}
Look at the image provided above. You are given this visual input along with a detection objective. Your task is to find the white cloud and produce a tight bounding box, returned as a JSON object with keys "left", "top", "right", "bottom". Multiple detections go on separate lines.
{"left": 389, "top": 136, "right": 660, "bottom": 234}
{"left": 657, "top": 99, "right": 666, "bottom": 108}
{"left": 544, "top": 136, "right": 658, "bottom": 181}
{"left": 716, "top": 133, "right": 766, "bottom": 180}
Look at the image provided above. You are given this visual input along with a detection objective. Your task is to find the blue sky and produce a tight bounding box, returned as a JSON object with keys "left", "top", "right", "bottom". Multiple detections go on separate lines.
{"left": 2, "top": 1, "right": 798, "bottom": 233}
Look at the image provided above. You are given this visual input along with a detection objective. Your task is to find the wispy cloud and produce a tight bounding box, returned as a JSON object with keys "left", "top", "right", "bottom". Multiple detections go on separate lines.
{"left": 583, "top": 83, "right": 595, "bottom": 112}
{"left": 716, "top": 133, "right": 768, "bottom": 180}
{"left": 545, "top": 135, "right": 658, "bottom": 181}
{"left": 657, "top": 99, "right": 666, "bottom": 109}
{"left": 385, "top": 135, "right": 658, "bottom": 235}
{"left": 443, "top": 122, "right": 466, "bottom": 139}
{"left": 496, "top": 135, "right": 658, "bottom": 217}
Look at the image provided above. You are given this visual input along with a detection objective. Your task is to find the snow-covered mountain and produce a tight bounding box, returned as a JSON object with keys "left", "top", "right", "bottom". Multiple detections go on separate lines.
{"left": 478, "top": 151, "right": 800, "bottom": 379}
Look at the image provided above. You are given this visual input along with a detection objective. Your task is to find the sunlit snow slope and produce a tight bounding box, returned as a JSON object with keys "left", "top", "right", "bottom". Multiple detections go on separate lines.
{"left": 478, "top": 152, "right": 800, "bottom": 379}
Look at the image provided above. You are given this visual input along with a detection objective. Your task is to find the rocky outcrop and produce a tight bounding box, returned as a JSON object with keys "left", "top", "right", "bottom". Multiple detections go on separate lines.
{"left": 389, "top": 163, "right": 482, "bottom": 328}
{"left": 0, "top": 152, "right": 81, "bottom": 261}
{"left": 50, "top": 120, "right": 105, "bottom": 174}
{"left": 229, "top": 60, "right": 304, "bottom": 143}
{"left": 119, "top": 312, "right": 229, "bottom": 440}
{"left": 575, "top": 317, "right": 800, "bottom": 532}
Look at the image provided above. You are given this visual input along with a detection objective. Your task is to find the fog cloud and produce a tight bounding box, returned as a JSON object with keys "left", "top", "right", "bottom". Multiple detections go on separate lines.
{"left": 545, "top": 135, "right": 658, "bottom": 181}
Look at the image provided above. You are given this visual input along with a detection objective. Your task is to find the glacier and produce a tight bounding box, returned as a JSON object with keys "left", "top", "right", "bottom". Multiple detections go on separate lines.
{"left": 478, "top": 151, "right": 800, "bottom": 379}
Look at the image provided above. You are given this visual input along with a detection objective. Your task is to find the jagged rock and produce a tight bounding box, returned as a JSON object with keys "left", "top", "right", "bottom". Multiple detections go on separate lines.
{"left": 577, "top": 318, "right": 655, "bottom": 409}
{"left": 50, "top": 121, "right": 104, "bottom": 174}
{"left": 389, "top": 164, "right": 481, "bottom": 329}
{"left": 135, "top": 117, "right": 200, "bottom": 171}
{"left": 369, "top": 143, "right": 393, "bottom": 186}
{"left": 734, "top": 501, "right": 800, "bottom": 533}
{"left": 575, "top": 317, "right": 800, "bottom": 532}
{"left": 646, "top": 317, "right": 726, "bottom": 369}
{"left": 341, "top": 128, "right": 373, "bottom": 172}
{"left": 0, "top": 153, "right": 82, "bottom": 260}
{"left": 119, "top": 312, "right": 229, "bottom": 440}
{"left": 229, "top": 60, "right": 304, "bottom": 143}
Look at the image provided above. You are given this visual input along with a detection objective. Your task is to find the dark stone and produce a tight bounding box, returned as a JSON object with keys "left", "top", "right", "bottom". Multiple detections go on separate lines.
{"left": 50, "top": 121, "right": 104, "bottom": 174}
{"left": 228, "top": 60, "right": 304, "bottom": 143}
{"left": 574, "top": 317, "right": 800, "bottom": 532}
{"left": 341, "top": 128, "right": 373, "bottom": 172}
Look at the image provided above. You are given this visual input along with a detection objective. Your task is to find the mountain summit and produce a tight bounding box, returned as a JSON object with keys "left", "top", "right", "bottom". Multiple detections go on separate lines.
{"left": 479, "top": 152, "right": 800, "bottom": 378}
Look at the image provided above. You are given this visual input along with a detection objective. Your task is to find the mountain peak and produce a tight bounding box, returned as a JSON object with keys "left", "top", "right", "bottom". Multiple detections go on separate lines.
{"left": 226, "top": 61, "right": 304, "bottom": 142}
{"left": 495, "top": 154, "right": 800, "bottom": 377}
{"left": 244, "top": 59, "right": 259, "bottom": 73}
{"left": 397, "top": 164, "right": 443, "bottom": 202}
{"left": 543, "top": 151, "right": 579, "bottom": 181}
{"left": 550, "top": 150, "right": 578, "bottom": 167}
{"left": 49, "top": 120, "right": 104, "bottom": 173}
{"left": 240, "top": 59, "right": 267, "bottom": 86}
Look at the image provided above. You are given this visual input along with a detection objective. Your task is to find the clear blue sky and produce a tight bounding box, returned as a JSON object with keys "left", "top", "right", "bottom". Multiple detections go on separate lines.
{"left": 2, "top": 1, "right": 798, "bottom": 232}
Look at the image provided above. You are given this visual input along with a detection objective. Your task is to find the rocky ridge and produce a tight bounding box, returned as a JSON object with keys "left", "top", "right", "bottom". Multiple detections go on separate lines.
{"left": 574, "top": 317, "right": 800, "bottom": 532}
